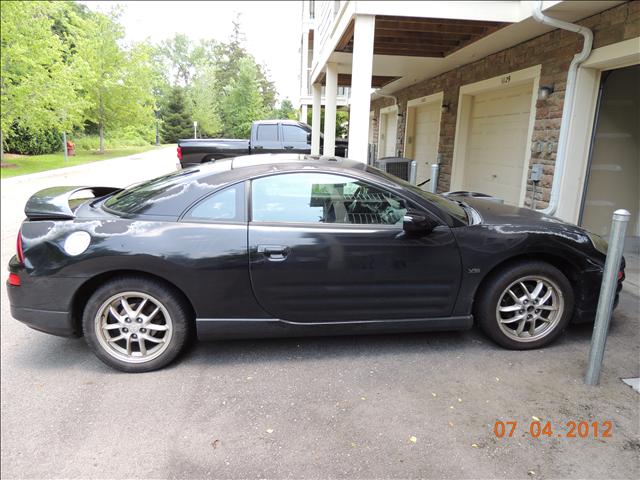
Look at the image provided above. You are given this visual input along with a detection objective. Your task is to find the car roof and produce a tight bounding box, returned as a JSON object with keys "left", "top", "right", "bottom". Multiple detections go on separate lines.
{"left": 232, "top": 153, "right": 365, "bottom": 170}
{"left": 189, "top": 153, "right": 368, "bottom": 178}
{"left": 255, "top": 119, "right": 309, "bottom": 127}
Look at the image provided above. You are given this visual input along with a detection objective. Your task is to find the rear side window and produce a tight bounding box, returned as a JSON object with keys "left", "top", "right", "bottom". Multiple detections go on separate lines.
{"left": 184, "top": 183, "right": 245, "bottom": 222}
{"left": 256, "top": 124, "right": 278, "bottom": 142}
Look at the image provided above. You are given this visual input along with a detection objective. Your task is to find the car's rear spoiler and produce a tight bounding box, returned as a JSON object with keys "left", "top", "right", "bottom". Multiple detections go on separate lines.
{"left": 24, "top": 186, "right": 121, "bottom": 220}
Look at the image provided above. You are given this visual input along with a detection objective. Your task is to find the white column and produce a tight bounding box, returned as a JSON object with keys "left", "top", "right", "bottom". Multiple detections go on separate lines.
{"left": 323, "top": 62, "right": 338, "bottom": 156}
{"left": 347, "top": 15, "right": 375, "bottom": 162}
{"left": 300, "top": 104, "right": 308, "bottom": 123}
{"left": 311, "top": 83, "right": 322, "bottom": 155}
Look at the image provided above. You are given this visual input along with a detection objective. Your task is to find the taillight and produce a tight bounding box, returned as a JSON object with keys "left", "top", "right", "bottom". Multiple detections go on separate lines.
{"left": 16, "top": 230, "right": 24, "bottom": 264}
{"left": 8, "top": 273, "right": 20, "bottom": 286}
{"left": 618, "top": 271, "right": 624, "bottom": 280}
{"left": 177, "top": 146, "right": 182, "bottom": 161}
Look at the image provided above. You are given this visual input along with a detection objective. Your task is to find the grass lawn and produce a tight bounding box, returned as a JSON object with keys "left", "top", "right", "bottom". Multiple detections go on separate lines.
{"left": 0, "top": 145, "right": 161, "bottom": 179}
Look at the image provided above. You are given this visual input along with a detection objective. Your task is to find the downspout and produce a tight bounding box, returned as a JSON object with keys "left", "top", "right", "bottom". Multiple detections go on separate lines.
{"left": 532, "top": 1, "right": 593, "bottom": 216}
{"left": 372, "top": 89, "right": 401, "bottom": 157}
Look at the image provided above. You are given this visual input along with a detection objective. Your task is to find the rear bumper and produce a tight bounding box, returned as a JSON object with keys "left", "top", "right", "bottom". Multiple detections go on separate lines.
{"left": 6, "top": 256, "right": 81, "bottom": 337}
{"left": 9, "top": 305, "right": 76, "bottom": 337}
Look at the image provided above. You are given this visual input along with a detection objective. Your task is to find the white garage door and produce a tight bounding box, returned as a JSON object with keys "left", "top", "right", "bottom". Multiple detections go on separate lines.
{"left": 379, "top": 110, "right": 398, "bottom": 158}
{"left": 411, "top": 102, "right": 441, "bottom": 185}
{"left": 462, "top": 83, "right": 533, "bottom": 205}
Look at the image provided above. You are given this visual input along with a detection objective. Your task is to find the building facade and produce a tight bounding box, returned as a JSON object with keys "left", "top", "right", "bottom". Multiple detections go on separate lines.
{"left": 302, "top": 0, "right": 639, "bottom": 238}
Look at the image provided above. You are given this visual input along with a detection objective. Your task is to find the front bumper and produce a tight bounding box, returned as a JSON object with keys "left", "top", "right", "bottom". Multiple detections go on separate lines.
{"left": 7, "top": 256, "right": 81, "bottom": 337}
{"left": 572, "top": 257, "right": 625, "bottom": 324}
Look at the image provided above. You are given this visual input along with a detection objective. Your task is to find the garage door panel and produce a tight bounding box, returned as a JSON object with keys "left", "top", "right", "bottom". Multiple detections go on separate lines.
{"left": 462, "top": 82, "right": 533, "bottom": 204}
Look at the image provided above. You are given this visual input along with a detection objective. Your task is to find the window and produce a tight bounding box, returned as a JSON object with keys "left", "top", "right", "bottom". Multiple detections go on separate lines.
{"left": 185, "top": 184, "right": 244, "bottom": 222}
{"left": 256, "top": 124, "right": 278, "bottom": 142}
{"left": 282, "top": 125, "right": 309, "bottom": 144}
{"left": 251, "top": 173, "right": 408, "bottom": 225}
{"left": 366, "top": 167, "right": 468, "bottom": 224}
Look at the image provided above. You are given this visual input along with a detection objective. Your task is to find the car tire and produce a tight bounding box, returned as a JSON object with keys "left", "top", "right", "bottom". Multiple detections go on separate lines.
{"left": 475, "top": 261, "right": 574, "bottom": 350}
{"left": 83, "top": 276, "right": 192, "bottom": 372}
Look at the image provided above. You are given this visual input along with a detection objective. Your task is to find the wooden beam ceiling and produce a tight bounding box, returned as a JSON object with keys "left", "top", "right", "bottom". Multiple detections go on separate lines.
{"left": 335, "top": 16, "right": 509, "bottom": 58}
{"left": 317, "top": 72, "right": 400, "bottom": 88}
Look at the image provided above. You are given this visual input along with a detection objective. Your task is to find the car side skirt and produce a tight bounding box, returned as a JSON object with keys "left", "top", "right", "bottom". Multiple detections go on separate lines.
{"left": 195, "top": 316, "right": 473, "bottom": 340}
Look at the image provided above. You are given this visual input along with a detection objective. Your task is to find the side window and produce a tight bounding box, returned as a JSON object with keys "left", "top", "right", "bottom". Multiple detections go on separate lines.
{"left": 185, "top": 183, "right": 245, "bottom": 222}
{"left": 256, "top": 124, "right": 278, "bottom": 142}
{"left": 282, "top": 125, "right": 309, "bottom": 143}
{"left": 251, "top": 173, "right": 408, "bottom": 225}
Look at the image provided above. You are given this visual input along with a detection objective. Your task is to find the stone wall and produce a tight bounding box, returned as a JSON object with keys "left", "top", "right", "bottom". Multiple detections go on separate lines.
{"left": 369, "top": 1, "right": 640, "bottom": 206}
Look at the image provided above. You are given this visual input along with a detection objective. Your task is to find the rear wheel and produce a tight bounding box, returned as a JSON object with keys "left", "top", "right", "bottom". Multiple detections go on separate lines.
{"left": 83, "top": 276, "right": 191, "bottom": 372}
{"left": 475, "top": 261, "right": 574, "bottom": 349}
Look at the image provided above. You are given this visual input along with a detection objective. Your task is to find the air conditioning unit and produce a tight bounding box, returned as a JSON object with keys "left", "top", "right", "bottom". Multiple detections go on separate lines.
{"left": 376, "top": 157, "right": 417, "bottom": 184}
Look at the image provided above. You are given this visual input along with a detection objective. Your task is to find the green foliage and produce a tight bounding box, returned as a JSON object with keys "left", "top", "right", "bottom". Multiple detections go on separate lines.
{"left": 3, "top": 123, "right": 62, "bottom": 155}
{"left": 161, "top": 87, "right": 193, "bottom": 143}
{"left": 220, "top": 57, "right": 266, "bottom": 138}
{"left": 1, "top": 3, "right": 280, "bottom": 158}
{"left": 154, "top": 19, "right": 278, "bottom": 138}
{"left": 188, "top": 65, "right": 222, "bottom": 137}
{"left": 74, "top": 127, "right": 154, "bottom": 151}
{"left": 74, "top": 9, "right": 155, "bottom": 151}
{"left": 273, "top": 99, "right": 298, "bottom": 120}
{"left": 1, "top": 1, "right": 86, "bottom": 151}
{"left": 307, "top": 107, "right": 349, "bottom": 138}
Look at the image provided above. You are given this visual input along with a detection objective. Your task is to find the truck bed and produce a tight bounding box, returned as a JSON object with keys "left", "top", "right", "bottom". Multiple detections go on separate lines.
{"left": 179, "top": 138, "right": 250, "bottom": 167}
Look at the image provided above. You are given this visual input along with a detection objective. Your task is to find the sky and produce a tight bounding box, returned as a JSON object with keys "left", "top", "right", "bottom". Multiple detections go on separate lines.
{"left": 82, "top": 1, "right": 303, "bottom": 105}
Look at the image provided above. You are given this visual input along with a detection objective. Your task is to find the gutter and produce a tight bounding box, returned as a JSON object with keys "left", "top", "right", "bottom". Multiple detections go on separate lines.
{"left": 372, "top": 90, "right": 399, "bottom": 107}
{"left": 531, "top": 1, "right": 593, "bottom": 216}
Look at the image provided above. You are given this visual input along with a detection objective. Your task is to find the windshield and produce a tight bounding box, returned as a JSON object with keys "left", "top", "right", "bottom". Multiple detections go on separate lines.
{"left": 366, "top": 166, "right": 468, "bottom": 224}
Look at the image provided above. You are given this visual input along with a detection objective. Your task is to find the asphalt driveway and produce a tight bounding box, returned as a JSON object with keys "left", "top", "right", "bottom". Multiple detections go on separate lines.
{"left": 1, "top": 149, "right": 638, "bottom": 479}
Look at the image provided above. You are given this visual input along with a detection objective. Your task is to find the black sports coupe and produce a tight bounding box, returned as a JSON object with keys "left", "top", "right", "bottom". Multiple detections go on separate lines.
{"left": 7, "top": 154, "right": 624, "bottom": 372}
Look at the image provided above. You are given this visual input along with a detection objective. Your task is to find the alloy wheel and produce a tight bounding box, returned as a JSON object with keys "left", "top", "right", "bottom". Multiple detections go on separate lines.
{"left": 496, "top": 275, "right": 564, "bottom": 343}
{"left": 94, "top": 291, "right": 173, "bottom": 363}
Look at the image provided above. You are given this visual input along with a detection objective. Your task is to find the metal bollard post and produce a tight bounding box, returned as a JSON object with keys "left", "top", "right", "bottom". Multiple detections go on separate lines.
{"left": 430, "top": 163, "right": 440, "bottom": 194}
{"left": 584, "top": 209, "right": 630, "bottom": 385}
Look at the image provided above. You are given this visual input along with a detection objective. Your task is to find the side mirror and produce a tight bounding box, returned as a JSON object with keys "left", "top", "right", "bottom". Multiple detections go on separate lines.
{"left": 306, "top": 132, "right": 312, "bottom": 144}
{"left": 403, "top": 212, "right": 435, "bottom": 234}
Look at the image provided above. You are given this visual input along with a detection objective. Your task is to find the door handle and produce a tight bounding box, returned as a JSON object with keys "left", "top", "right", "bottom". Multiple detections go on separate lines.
{"left": 283, "top": 145, "right": 295, "bottom": 150}
{"left": 253, "top": 145, "right": 263, "bottom": 150}
{"left": 257, "top": 244, "right": 290, "bottom": 261}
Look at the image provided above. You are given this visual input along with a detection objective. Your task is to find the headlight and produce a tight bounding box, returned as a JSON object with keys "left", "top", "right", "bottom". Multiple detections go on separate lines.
{"left": 587, "top": 232, "right": 608, "bottom": 254}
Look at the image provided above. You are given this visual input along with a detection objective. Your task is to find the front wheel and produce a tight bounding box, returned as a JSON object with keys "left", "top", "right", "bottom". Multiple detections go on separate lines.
{"left": 475, "top": 261, "right": 574, "bottom": 349}
{"left": 83, "top": 276, "right": 191, "bottom": 372}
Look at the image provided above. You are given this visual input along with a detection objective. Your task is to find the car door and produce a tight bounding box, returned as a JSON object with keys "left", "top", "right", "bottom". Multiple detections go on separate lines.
{"left": 248, "top": 171, "right": 462, "bottom": 323}
{"left": 281, "top": 124, "right": 312, "bottom": 154}
{"left": 252, "top": 123, "right": 283, "bottom": 153}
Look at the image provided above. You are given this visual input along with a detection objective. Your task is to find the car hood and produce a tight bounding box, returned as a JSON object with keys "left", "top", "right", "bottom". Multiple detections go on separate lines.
{"left": 459, "top": 197, "right": 575, "bottom": 229}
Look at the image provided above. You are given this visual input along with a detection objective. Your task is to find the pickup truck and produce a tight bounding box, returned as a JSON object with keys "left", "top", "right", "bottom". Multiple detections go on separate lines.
{"left": 177, "top": 119, "right": 348, "bottom": 168}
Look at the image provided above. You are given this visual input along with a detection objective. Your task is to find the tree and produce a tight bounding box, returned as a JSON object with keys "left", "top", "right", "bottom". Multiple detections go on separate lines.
{"left": 0, "top": 1, "right": 85, "bottom": 159}
{"left": 273, "top": 99, "right": 298, "bottom": 120}
{"left": 161, "top": 86, "right": 193, "bottom": 143}
{"left": 220, "top": 57, "right": 266, "bottom": 138}
{"left": 74, "top": 9, "right": 155, "bottom": 152}
{"left": 307, "top": 107, "right": 349, "bottom": 138}
{"left": 188, "top": 65, "right": 221, "bottom": 137}
{"left": 157, "top": 33, "right": 197, "bottom": 87}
